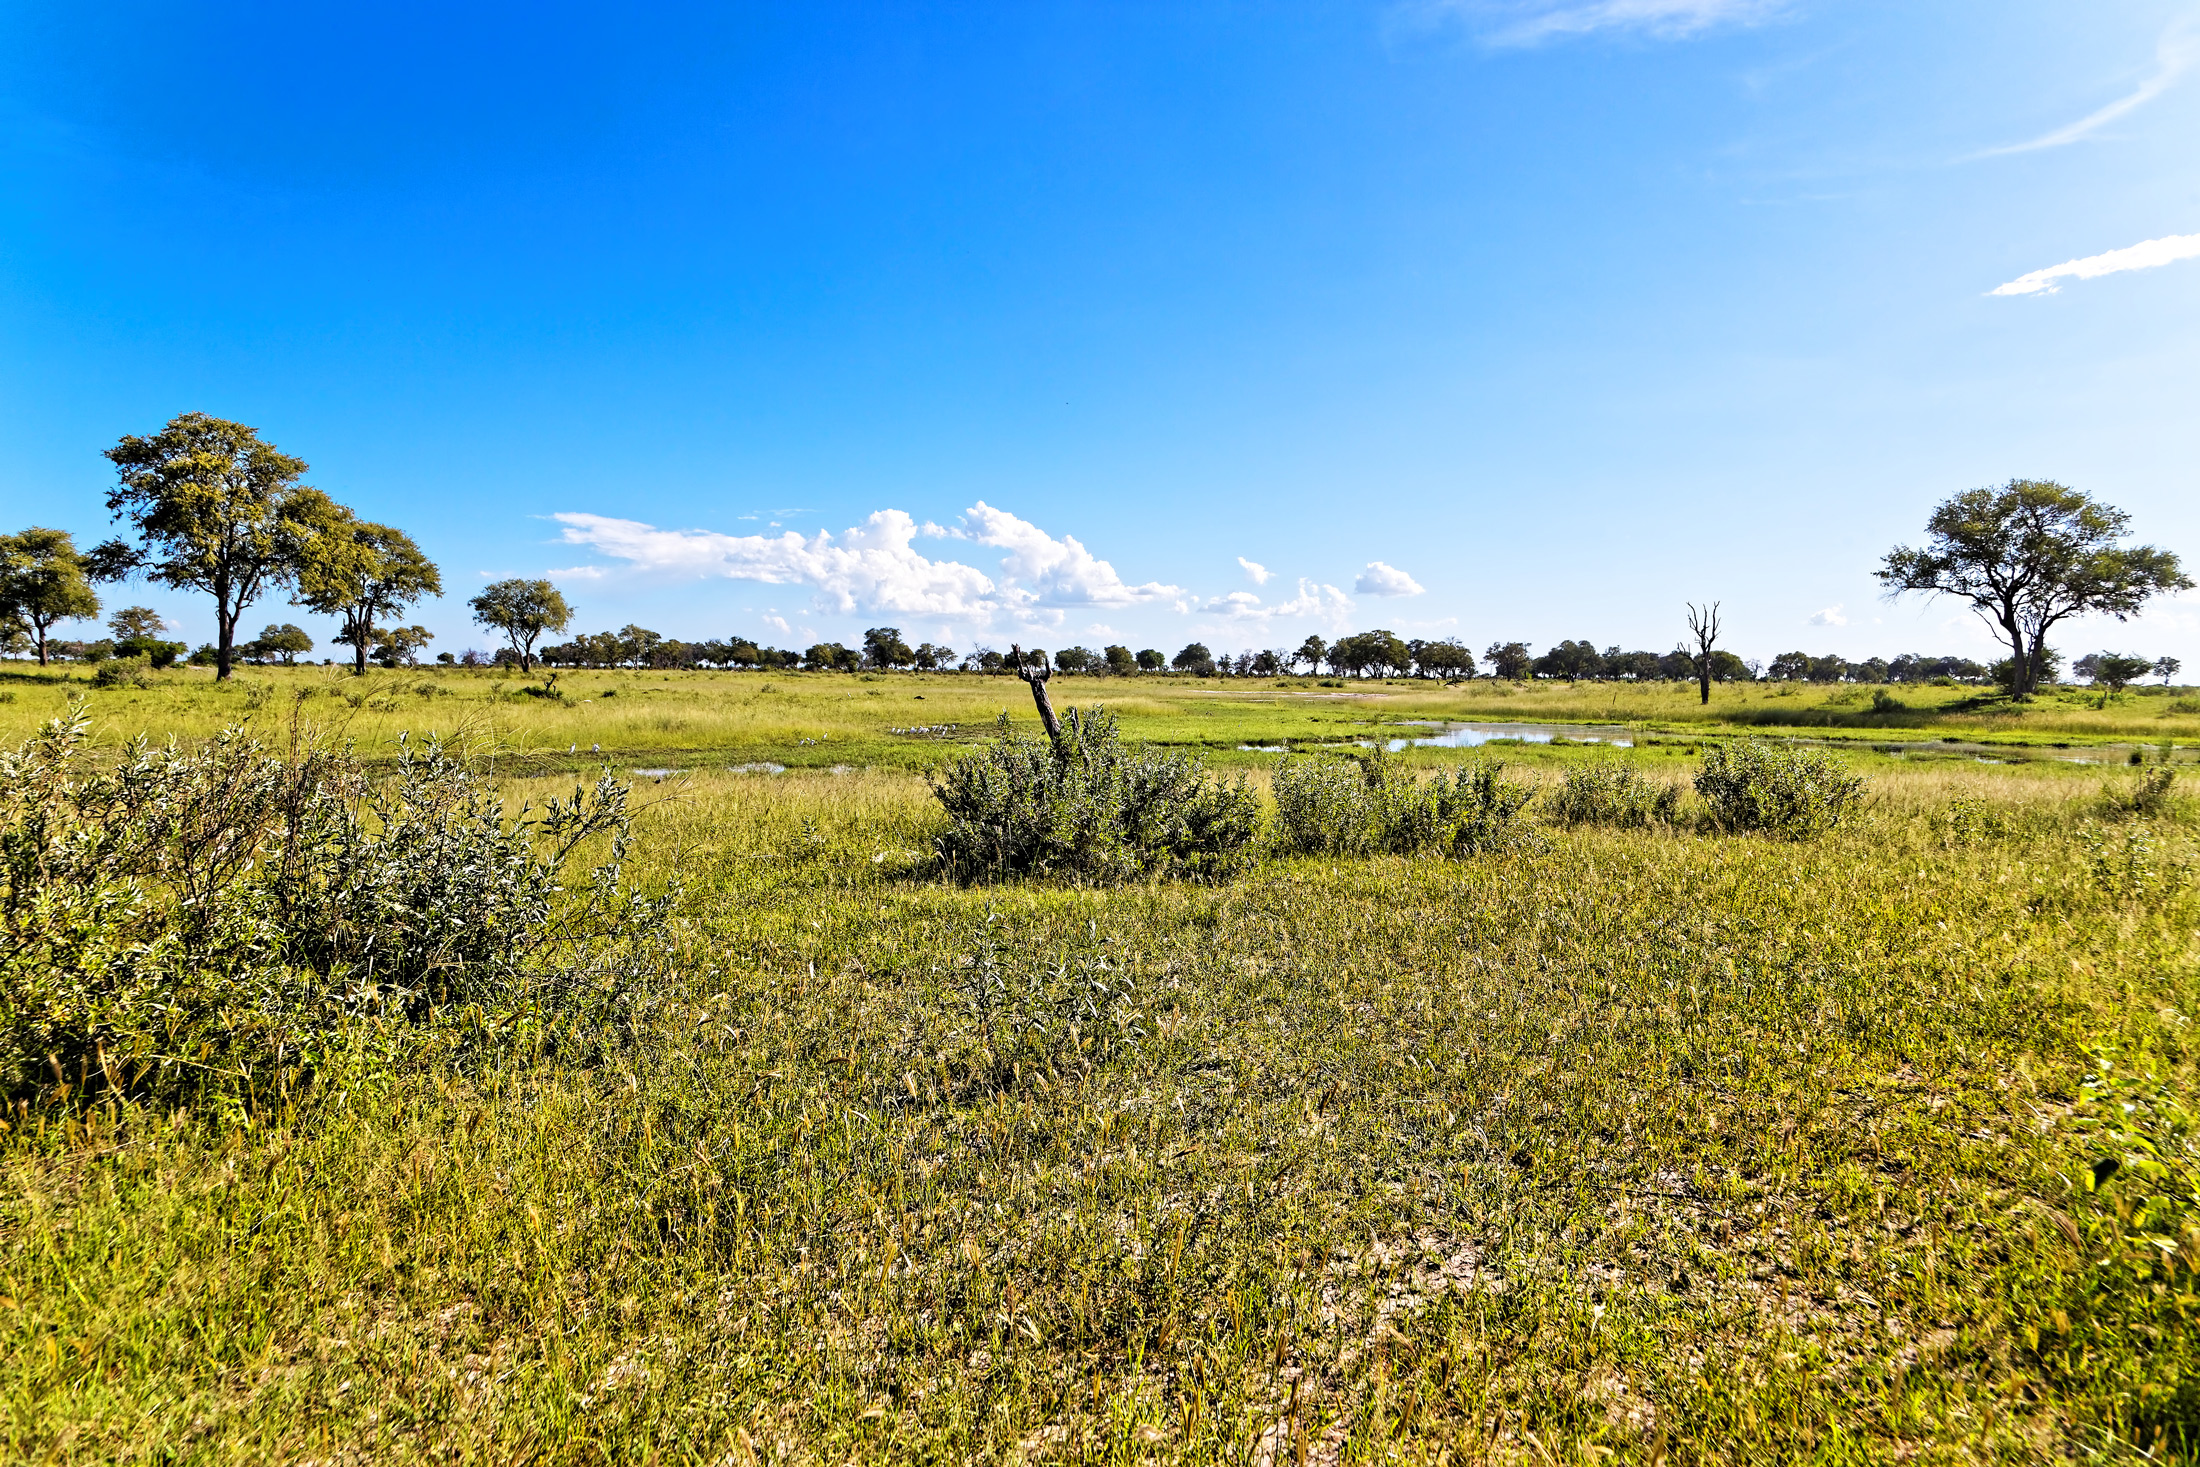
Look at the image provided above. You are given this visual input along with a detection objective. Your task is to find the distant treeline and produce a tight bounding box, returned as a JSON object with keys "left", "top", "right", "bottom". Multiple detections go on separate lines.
{"left": 529, "top": 624, "right": 2062, "bottom": 685}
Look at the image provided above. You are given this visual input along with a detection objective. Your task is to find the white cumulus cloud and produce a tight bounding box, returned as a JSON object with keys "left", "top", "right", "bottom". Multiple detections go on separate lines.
{"left": 1809, "top": 604, "right": 1847, "bottom": 627}
{"left": 941, "top": 502, "right": 1188, "bottom": 609}
{"left": 554, "top": 509, "right": 1000, "bottom": 618}
{"left": 1990, "top": 232, "right": 2200, "bottom": 297}
{"left": 553, "top": 502, "right": 1185, "bottom": 624}
{"left": 1209, "top": 579, "right": 1356, "bottom": 625}
{"left": 1354, "top": 561, "right": 1425, "bottom": 597}
{"left": 1238, "top": 557, "right": 1272, "bottom": 585}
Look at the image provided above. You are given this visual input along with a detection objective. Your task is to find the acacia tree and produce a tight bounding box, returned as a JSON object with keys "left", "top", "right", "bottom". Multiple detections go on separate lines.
{"left": 469, "top": 578, "right": 572, "bottom": 673}
{"left": 0, "top": 528, "right": 104, "bottom": 666}
{"left": 1685, "top": 602, "right": 1722, "bottom": 705}
{"left": 253, "top": 623, "right": 315, "bottom": 665}
{"left": 2075, "top": 652, "right": 2153, "bottom": 697}
{"left": 1879, "top": 480, "right": 2189, "bottom": 701}
{"left": 108, "top": 606, "right": 167, "bottom": 641}
{"left": 2158, "top": 656, "right": 2184, "bottom": 686}
{"left": 293, "top": 495, "right": 443, "bottom": 676}
{"left": 101, "top": 413, "right": 321, "bottom": 679}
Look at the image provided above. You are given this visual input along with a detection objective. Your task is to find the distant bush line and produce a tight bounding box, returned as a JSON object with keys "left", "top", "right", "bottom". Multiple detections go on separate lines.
{"left": 517, "top": 622, "right": 2047, "bottom": 687}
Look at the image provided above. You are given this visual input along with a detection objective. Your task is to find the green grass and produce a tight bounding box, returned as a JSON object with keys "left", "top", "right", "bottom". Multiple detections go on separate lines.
{"left": 2, "top": 663, "right": 2195, "bottom": 776}
{"left": 4, "top": 687, "right": 2198, "bottom": 1462}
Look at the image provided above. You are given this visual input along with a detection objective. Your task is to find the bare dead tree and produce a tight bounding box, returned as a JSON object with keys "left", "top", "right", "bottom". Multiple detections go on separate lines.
{"left": 1010, "top": 644, "right": 1063, "bottom": 742}
{"left": 1686, "top": 601, "right": 1722, "bottom": 705}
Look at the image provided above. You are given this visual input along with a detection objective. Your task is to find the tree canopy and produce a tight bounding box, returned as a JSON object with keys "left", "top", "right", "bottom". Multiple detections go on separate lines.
{"left": 293, "top": 495, "right": 443, "bottom": 676}
{"left": 468, "top": 578, "right": 572, "bottom": 673}
{"left": 1879, "top": 480, "right": 2189, "bottom": 700}
{"left": 0, "top": 528, "right": 104, "bottom": 666}
{"left": 102, "top": 413, "right": 320, "bottom": 680}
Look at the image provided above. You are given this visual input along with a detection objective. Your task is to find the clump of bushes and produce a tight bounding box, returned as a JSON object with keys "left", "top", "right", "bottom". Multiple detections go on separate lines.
{"left": 1546, "top": 760, "right": 1681, "bottom": 828}
{"left": 90, "top": 654, "right": 155, "bottom": 689}
{"left": 1, "top": 704, "right": 669, "bottom": 1109}
{"left": 931, "top": 708, "right": 1261, "bottom": 882}
{"left": 1272, "top": 747, "right": 1536, "bottom": 857}
{"left": 1694, "top": 738, "right": 1865, "bottom": 838}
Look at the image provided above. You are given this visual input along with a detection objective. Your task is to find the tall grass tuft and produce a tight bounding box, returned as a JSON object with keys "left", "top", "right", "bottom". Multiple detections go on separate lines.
{"left": 930, "top": 708, "right": 1261, "bottom": 882}
{"left": 1272, "top": 746, "right": 1536, "bottom": 856}
{"left": 2100, "top": 766, "right": 2176, "bottom": 820}
{"left": 1694, "top": 737, "right": 1866, "bottom": 839}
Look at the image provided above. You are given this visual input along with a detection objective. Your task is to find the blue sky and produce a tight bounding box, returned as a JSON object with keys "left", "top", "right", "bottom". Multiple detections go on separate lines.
{"left": 4, "top": 0, "right": 2198, "bottom": 667}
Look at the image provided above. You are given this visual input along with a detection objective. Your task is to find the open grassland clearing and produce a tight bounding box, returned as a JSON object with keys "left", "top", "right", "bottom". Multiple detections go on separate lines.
{"left": 3, "top": 688, "right": 2199, "bottom": 1462}
{"left": 2, "top": 665, "right": 2198, "bottom": 774}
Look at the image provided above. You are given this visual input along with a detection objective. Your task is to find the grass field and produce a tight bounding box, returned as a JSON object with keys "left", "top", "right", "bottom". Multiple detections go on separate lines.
{"left": 4, "top": 673, "right": 2198, "bottom": 1462}
{"left": 3, "top": 662, "right": 2197, "bottom": 773}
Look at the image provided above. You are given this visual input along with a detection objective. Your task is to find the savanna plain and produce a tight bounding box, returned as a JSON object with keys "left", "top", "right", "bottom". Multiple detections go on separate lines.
{"left": 5, "top": 666, "right": 2199, "bottom": 1464}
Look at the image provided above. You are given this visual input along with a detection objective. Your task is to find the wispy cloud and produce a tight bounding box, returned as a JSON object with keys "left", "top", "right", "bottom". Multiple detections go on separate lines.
{"left": 1237, "top": 557, "right": 1272, "bottom": 585}
{"left": 1355, "top": 561, "right": 1426, "bottom": 597}
{"left": 1403, "top": 0, "right": 1781, "bottom": 47}
{"left": 1973, "top": 20, "right": 2198, "bottom": 157}
{"left": 553, "top": 502, "right": 1186, "bottom": 624}
{"left": 1990, "top": 232, "right": 2200, "bottom": 297}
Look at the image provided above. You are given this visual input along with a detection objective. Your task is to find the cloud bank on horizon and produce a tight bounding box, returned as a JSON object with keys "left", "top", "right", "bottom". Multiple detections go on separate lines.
{"left": 555, "top": 503, "right": 1419, "bottom": 633}
{"left": 1991, "top": 232, "right": 2200, "bottom": 297}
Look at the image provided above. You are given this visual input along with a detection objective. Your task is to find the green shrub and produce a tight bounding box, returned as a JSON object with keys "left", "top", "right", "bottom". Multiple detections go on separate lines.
{"left": 931, "top": 708, "right": 1260, "bottom": 882}
{"left": 1694, "top": 738, "right": 1865, "bottom": 839}
{"left": 0, "top": 705, "right": 669, "bottom": 1109}
{"left": 90, "top": 654, "right": 154, "bottom": 689}
{"left": 1546, "top": 760, "right": 1682, "bottom": 828}
{"left": 1272, "top": 747, "right": 1536, "bottom": 857}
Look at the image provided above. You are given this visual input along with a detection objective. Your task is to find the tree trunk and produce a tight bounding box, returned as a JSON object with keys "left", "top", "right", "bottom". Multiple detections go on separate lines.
{"left": 33, "top": 622, "right": 47, "bottom": 667}
{"left": 1698, "top": 658, "right": 1711, "bottom": 705}
{"left": 1011, "top": 645, "right": 1063, "bottom": 742}
{"left": 2005, "top": 621, "right": 2030, "bottom": 700}
{"left": 216, "top": 609, "right": 237, "bottom": 680}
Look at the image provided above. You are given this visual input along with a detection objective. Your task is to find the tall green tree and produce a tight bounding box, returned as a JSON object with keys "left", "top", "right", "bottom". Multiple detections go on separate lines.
{"left": 1483, "top": 641, "right": 1532, "bottom": 681}
{"left": 101, "top": 413, "right": 318, "bottom": 680}
{"left": 468, "top": 579, "right": 571, "bottom": 673}
{"left": 862, "top": 626, "right": 914, "bottom": 669}
{"left": 1879, "top": 480, "right": 2189, "bottom": 701}
{"left": 1171, "top": 642, "right": 1215, "bottom": 676}
{"left": 0, "top": 528, "right": 103, "bottom": 666}
{"left": 293, "top": 494, "right": 443, "bottom": 676}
